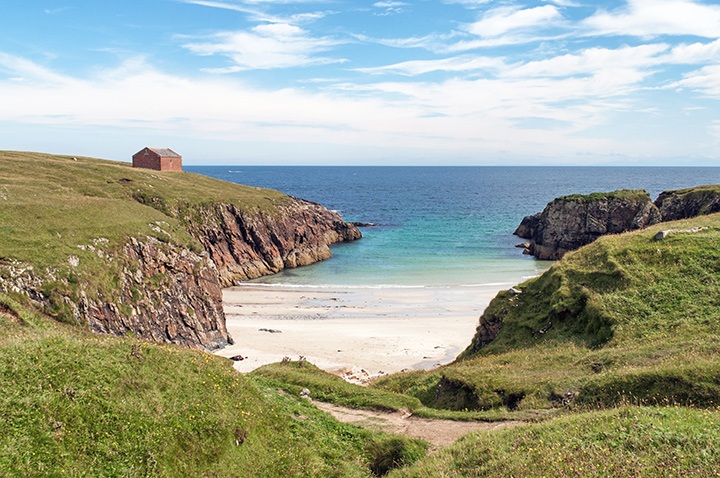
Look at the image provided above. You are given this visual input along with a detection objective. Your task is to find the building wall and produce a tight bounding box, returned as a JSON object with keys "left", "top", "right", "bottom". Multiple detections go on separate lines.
{"left": 132, "top": 151, "right": 161, "bottom": 170}
{"left": 132, "top": 149, "right": 183, "bottom": 171}
{"left": 159, "top": 157, "right": 183, "bottom": 172}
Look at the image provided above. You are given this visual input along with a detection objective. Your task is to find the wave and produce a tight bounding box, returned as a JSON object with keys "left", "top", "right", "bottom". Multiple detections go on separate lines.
{"left": 232, "top": 281, "right": 516, "bottom": 290}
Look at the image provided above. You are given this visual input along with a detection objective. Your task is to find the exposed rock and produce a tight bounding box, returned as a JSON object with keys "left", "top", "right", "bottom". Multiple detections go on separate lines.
{"left": 513, "top": 213, "right": 541, "bottom": 239}
{"left": 0, "top": 196, "right": 359, "bottom": 351}
{"left": 259, "top": 328, "right": 282, "bottom": 333}
{"left": 654, "top": 186, "right": 720, "bottom": 221}
{"left": 83, "top": 237, "right": 230, "bottom": 350}
{"left": 184, "top": 197, "right": 362, "bottom": 287}
{"left": 514, "top": 190, "right": 662, "bottom": 260}
{"left": 349, "top": 221, "right": 379, "bottom": 227}
{"left": 654, "top": 226, "right": 708, "bottom": 241}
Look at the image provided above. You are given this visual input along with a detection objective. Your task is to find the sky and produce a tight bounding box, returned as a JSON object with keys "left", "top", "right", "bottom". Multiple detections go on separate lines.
{"left": 1, "top": 1, "right": 719, "bottom": 165}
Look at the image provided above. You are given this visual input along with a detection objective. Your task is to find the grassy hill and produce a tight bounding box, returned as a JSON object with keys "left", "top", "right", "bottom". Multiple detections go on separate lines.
{"left": 0, "top": 150, "right": 287, "bottom": 270}
{"left": 3, "top": 151, "right": 720, "bottom": 476}
{"left": 0, "top": 293, "right": 428, "bottom": 477}
{"left": 373, "top": 214, "right": 720, "bottom": 412}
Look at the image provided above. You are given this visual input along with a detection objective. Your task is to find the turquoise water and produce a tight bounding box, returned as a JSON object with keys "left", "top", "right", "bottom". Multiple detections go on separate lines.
{"left": 188, "top": 166, "right": 720, "bottom": 287}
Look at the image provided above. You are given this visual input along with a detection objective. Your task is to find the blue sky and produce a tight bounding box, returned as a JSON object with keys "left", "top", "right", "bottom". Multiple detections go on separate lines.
{"left": 1, "top": 0, "right": 719, "bottom": 165}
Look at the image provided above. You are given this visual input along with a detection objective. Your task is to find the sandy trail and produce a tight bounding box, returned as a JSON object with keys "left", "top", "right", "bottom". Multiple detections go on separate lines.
{"left": 312, "top": 401, "right": 524, "bottom": 450}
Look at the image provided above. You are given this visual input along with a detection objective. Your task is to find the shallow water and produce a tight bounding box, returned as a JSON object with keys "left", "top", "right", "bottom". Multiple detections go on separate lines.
{"left": 189, "top": 166, "right": 720, "bottom": 287}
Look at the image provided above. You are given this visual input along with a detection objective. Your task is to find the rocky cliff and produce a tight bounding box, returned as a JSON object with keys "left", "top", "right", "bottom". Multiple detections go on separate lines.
{"left": 0, "top": 151, "right": 361, "bottom": 350}
{"left": 184, "top": 197, "right": 361, "bottom": 287}
{"left": 514, "top": 190, "right": 661, "bottom": 260}
{"left": 654, "top": 185, "right": 720, "bottom": 221}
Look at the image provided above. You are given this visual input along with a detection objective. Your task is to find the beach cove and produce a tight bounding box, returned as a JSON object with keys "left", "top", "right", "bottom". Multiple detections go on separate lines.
{"left": 216, "top": 284, "right": 506, "bottom": 382}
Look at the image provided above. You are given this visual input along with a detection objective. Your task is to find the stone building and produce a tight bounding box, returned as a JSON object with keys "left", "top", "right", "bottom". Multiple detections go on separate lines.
{"left": 132, "top": 147, "right": 182, "bottom": 172}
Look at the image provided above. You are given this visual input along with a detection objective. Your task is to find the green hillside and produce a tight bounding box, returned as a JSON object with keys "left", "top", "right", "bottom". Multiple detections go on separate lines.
{"left": 0, "top": 296, "right": 427, "bottom": 477}
{"left": 375, "top": 213, "right": 720, "bottom": 412}
{"left": 0, "top": 150, "right": 286, "bottom": 269}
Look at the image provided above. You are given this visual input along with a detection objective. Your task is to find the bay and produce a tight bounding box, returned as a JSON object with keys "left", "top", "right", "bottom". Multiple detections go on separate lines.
{"left": 187, "top": 166, "right": 720, "bottom": 288}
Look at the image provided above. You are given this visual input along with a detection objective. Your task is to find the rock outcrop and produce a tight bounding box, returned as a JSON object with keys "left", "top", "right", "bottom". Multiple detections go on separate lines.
{"left": 515, "top": 190, "right": 662, "bottom": 260}
{"left": 0, "top": 198, "right": 360, "bottom": 350}
{"left": 184, "top": 197, "right": 361, "bottom": 287}
{"left": 654, "top": 186, "right": 720, "bottom": 221}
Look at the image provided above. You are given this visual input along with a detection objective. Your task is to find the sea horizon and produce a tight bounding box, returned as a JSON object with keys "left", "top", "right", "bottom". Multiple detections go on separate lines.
{"left": 189, "top": 165, "right": 720, "bottom": 288}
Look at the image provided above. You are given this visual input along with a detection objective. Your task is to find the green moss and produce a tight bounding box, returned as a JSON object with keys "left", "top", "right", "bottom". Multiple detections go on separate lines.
{"left": 391, "top": 406, "right": 720, "bottom": 477}
{"left": 377, "top": 214, "right": 720, "bottom": 412}
{"left": 557, "top": 189, "right": 650, "bottom": 203}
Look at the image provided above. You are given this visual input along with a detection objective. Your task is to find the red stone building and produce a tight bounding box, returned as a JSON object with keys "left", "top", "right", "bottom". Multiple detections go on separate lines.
{"left": 132, "top": 147, "right": 182, "bottom": 172}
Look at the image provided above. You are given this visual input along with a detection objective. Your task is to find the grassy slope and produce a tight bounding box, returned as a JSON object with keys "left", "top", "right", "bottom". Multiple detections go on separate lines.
{"left": 0, "top": 150, "right": 290, "bottom": 324}
{"left": 0, "top": 296, "right": 427, "bottom": 477}
{"left": 374, "top": 213, "right": 720, "bottom": 413}
{"left": 392, "top": 406, "right": 720, "bottom": 477}
{"left": 0, "top": 150, "right": 286, "bottom": 268}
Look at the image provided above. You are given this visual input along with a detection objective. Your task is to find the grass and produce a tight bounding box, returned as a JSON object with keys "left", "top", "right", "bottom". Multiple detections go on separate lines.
{"left": 375, "top": 213, "right": 720, "bottom": 412}
{"left": 556, "top": 189, "right": 651, "bottom": 203}
{"left": 0, "top": 150, "right": 291, "bottom": 325}
{"left": 391, "top": 406, "right": 720, "bottom": 477}
{"left": 0, "top": 297, "right": 426, "bottom": 477}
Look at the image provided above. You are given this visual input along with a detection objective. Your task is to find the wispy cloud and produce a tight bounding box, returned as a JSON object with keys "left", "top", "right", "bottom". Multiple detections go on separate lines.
{"left": 504, "top": 44, "right": 670, "bottom": 78}
{"left": 178, "top": 0, "right": 330, "bottom": 23}
{"left": 355, "top": 55, "right": 505, "bottom": 76}
{"left": 182, "top": 23, "right": 345, "bottom": 71}
{"left": 583, "top": 0, "right": 720, "bottom": 38}
{"left": 672, "top": 64, "right": 720, "bottom": 96}
{"left": 464, "top": 5, "right": 563, "bottom": 38}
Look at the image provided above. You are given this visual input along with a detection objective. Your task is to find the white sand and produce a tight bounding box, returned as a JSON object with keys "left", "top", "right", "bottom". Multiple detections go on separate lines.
{"left": 215, "top": 284, "right": 504, "bottom": 381}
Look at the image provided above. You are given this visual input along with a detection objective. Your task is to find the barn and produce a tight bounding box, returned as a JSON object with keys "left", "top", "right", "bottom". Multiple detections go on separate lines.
{"left": 132, "top": 147, "right": 182, "bottom": 172}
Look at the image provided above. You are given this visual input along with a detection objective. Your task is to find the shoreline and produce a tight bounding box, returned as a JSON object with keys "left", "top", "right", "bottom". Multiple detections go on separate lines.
{"left": 215, "top": 283, "right": 505, "bottom": 382}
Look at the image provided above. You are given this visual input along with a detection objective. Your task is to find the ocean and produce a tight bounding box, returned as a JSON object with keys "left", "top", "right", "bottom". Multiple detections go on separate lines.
{"left": 187, "top": 166, "right": 720, "bottom": 288}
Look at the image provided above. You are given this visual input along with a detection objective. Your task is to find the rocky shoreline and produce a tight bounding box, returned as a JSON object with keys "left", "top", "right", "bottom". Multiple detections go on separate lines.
{"left": 515, "top": 185, "right": 720, "bottom": 260}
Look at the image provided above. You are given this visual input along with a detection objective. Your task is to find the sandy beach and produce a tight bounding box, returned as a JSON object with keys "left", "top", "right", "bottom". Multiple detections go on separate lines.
{"left": 215, "top": 284, "right": 505, "bottom": 381}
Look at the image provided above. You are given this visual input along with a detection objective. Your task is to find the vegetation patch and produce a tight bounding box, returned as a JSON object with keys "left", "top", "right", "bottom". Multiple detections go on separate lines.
{"left": 0, "top": 303, "right": 422, "bottom": 477}
{"left": 557, "top": 189, "right": 650, "bottom": 203}
{"left": 391, "top": 406, "right": 720, "bottom": 477}
{"left": 376, "top": 214, "right": 720, "bottom": 412}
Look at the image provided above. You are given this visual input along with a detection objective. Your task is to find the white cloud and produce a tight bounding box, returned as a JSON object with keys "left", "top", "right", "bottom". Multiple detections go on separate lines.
{"left": 355, "top": 55, "right": 505, "bottom": 76}
{"left": 673, "top": 64, "right": 720, "bottom": 96}
{"left": 505, "top": 44, "right": 669, "bottom": 78}
{"left": 182, "top": 23, "right": 344, "bottom": 71}
{"left": 374, "top": 1, "right": 406, "bottom": 7}
{"left": 465, "top": 5, "right": 563, "bottom": 38}
{"left": 669, "top": 38, "right": 720, "bottom": 63}
{"left": 584, "top": 0, "right": 720, "bottom": 38}
{"left": 0, "top": 52, "right": 656, "bottom": 162}
{"left": 543, "top": 0, "right": 581, "bottom": 6}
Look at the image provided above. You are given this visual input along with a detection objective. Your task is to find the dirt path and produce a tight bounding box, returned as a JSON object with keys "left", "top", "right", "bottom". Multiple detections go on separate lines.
{"left": 312, "top": 401, "right": 524, "bottom": 450}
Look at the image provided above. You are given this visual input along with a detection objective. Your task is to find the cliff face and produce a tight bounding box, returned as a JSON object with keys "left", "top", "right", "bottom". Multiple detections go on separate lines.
{"left": 654, "top": 186, "right": 720, "bottom": 221}
{"left": 81, "top": 237, "right": 231, "bottom": 350}
{"left": 184, "top": 197, "right": 361, "bottom": 287}
{"left": 1, "top": 237, "right": 231, "bottom": 350}
{"left": 515, "top": 191, "right": 661, "bottom": 260}
{"left": 0, "top": 152, "right": 362, "bottom": 351}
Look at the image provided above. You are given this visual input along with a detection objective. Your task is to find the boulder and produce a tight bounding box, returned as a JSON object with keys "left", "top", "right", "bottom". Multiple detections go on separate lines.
{"left": 515, "top": 190, "right": 662, "bottom": 260}
{"left": 654, "top": 186, "right": 720, "bottom": 221}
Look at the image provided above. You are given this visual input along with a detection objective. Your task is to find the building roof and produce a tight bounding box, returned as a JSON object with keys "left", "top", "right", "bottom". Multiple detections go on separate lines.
{"left": 146, "top": 147, "right": 181, "bottom": 158}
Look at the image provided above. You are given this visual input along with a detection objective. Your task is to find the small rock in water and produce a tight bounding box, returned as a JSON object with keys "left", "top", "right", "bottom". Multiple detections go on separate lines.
{"left": 259, "top": 328, "right": 282, "bottom": 333}
{"left": 230, "top": 355, "right": 245, "bottom": 361}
